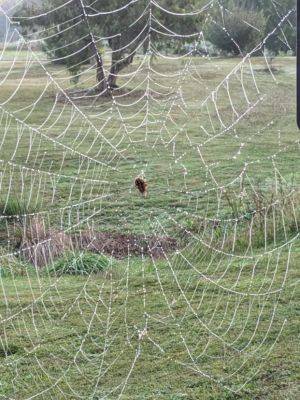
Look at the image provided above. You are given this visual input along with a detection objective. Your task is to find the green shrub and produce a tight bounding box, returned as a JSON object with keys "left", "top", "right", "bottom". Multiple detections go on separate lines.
{"left": 206, "top": 4, "right": 266, "bottom": 56}
{"left": 49, "top": 251, "right": 111, "bottom": 276}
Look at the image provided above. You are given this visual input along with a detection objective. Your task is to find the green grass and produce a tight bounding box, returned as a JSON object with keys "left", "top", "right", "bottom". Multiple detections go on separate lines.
{"left": 0, "top": 51, "right": 299, "bottom": 399}
{"left": 48, "top": 251, "right": 112, "bottom": 275}
{"left": 0, "top": 196, "right": 40, "bottom": 219}
{"left": 0, "top": 249, "right": 299, "bottom": 399}
{"left": 0, "top": 53, "right": 298, "bottom": 234}
{"left": 0, "top": 249, "right": 34, "bottom": 278}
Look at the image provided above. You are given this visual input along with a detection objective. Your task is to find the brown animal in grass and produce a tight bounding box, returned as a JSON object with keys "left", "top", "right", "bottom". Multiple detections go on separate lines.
{"left": 135, "top": 177, "right": 148, "bottom": 197}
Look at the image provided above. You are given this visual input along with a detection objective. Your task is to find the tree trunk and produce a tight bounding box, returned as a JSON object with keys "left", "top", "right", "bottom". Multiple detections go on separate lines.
{"left": 91, "top": 42, "right": 109, "bottom": 94}
{"left": 76, "top": 0, "right": 109, "bottom": 95}
{"left": 108, "top": 52, "right": 135, "bottom": 89}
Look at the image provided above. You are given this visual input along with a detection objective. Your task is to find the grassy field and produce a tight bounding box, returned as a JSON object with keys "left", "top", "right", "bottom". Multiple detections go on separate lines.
{"left": 0, "top": 50, "right": 299, "bottom": 399}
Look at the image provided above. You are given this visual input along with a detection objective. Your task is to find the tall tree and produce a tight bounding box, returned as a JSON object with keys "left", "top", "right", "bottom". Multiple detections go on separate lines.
{"left": 262, "top": 0, "right": 296, "bottom": 55}
{"left": 210, "top": 0, "right": 296, "bottom": 55}
{"left": 14, "top": 0, "right": 205, "bottom": 94}
{"left": 205, "top": 0, "right": 266, "bottom": 56}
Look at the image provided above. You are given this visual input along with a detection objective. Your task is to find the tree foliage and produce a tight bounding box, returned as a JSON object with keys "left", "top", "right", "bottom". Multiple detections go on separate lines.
{"left": 262, "top": 0, "right": 296, "bottom": 55}
{"left": 14, "top": 0, "right": 204, "bottom": 92}
{"left": 206, "top": 0, "right": 296, "bottom": 56}
{"left": 206, "top": 1, "right": 266, "bottom": 56}
{"left": 13, "top": 0, "right": 296, "bottom": 93}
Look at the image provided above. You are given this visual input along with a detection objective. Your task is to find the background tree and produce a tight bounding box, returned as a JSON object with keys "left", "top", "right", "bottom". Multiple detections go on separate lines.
{"left": 262, "top": 0, "right": 296, "bottom": 55}
{"left": 206, "top": 0, "right": 296, "bottom": 56}
{"left": 205, "top": 0, "right": 266, "bottom": 56}
{"left": 14, "top": 0, "right": 205, "bottom": 93}
{"left": 230, "top": 0, "right": 296, "bottom": 55}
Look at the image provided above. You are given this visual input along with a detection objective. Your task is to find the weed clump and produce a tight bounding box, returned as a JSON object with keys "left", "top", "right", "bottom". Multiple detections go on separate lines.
{"left": 0, "top": 197, "right": 39, "bottom": 222}
{"left": 0, "top": 248, "right": 33, "bottom": 277}
{"left": 181, "top": 181, "right": 300, "bottom": 254}
{"left": 49, "top": 251, "right": 111, "bottom": 275}
{"left": 20, "top": 217, "right": 72, "bottom": 267}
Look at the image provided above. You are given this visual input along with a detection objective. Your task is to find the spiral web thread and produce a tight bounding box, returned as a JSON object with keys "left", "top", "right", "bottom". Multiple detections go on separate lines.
{"left": 0, "top": 0, "right": 299, "bottom": 398}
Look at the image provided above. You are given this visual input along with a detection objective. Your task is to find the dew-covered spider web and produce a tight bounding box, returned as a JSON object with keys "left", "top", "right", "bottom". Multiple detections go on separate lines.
{"left": 0, "top": 0, "right": 299, "bottom": 398}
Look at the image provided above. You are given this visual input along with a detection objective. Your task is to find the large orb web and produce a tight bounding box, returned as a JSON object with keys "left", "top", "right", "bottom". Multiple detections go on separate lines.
{"left": 0, "top": 1, "right": 299, "bottom": 399}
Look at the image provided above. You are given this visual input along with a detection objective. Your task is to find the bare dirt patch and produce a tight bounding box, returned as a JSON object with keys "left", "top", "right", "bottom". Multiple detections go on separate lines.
{"left": 72, "top": 230, "right": 177, "bottom": 260}
{"left": 19, "top": 218, "right": 177, "bottom": 267}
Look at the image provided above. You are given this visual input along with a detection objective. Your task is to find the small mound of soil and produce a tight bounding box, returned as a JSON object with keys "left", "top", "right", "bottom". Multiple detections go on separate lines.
{"left": 19, "top": 218, "right": 177, "bottom": 267}
{"left": 72, "top": 231, "right": 177, "bottom": 259}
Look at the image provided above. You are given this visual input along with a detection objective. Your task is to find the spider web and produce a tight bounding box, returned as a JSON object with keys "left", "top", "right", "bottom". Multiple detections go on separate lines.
{"left": 0, "top": 0, "right": 299, "bottom": 398}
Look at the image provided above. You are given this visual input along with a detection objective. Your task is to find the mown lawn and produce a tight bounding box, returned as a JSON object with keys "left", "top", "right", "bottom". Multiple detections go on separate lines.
{"left": 0, "top": 51, "right": 299, "bottom": 399}
{"left": 0, "top": 247, "right": 299, "bottom": 399}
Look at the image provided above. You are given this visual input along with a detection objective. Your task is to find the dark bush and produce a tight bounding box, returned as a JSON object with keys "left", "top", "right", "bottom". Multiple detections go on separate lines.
{"left": 206, "top": 5, "right": 266, "bottom": 56}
